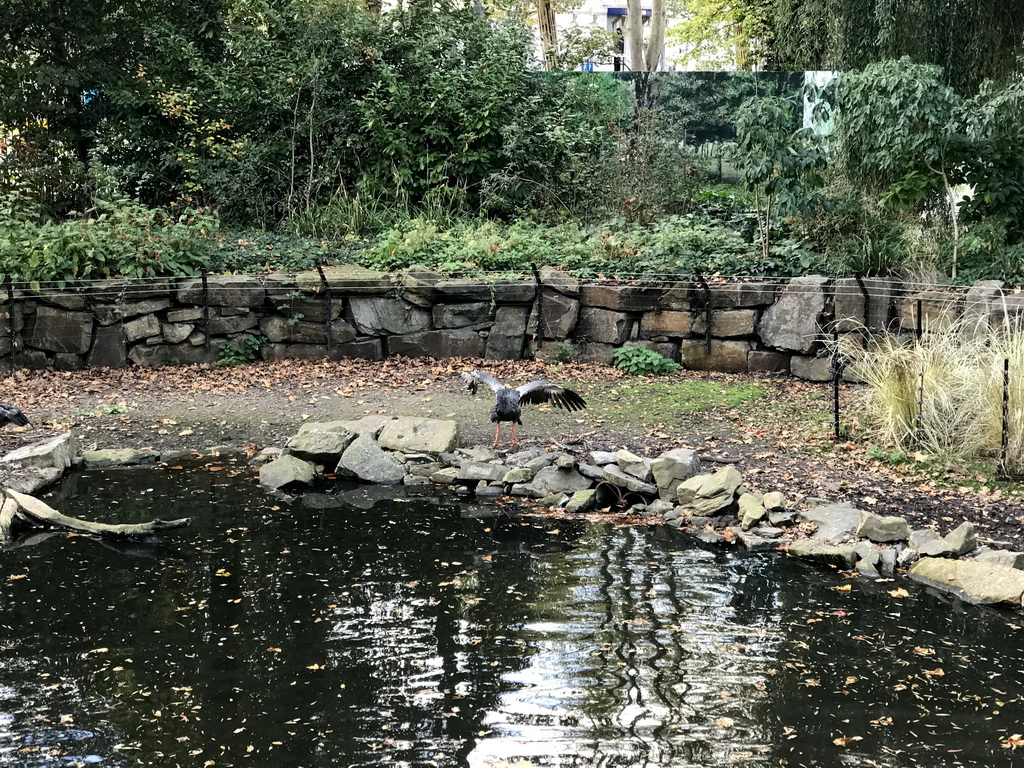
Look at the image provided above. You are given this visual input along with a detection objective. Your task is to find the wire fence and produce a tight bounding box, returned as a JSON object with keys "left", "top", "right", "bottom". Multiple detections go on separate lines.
{"left": 0, "top": 271, "right": 1019, "bottom": 376}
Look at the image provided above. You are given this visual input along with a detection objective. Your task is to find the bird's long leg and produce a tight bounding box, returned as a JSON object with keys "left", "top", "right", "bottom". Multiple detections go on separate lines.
{"left": 509, "top": 423, "right": 520, "bottom": 446}
{"left": 492, "top": 423, "right": 501, "bottom": 448}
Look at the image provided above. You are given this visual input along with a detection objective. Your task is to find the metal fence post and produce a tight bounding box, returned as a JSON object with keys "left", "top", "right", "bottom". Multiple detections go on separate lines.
{"left": 695, "top": 272, "right": 713, "bottom": 356}
{"left": 5, "top": 278, "right": 16, "bottom": 373}
{"left": 316, "top": 265, "right": 332, "bottom": 351}
{"left": 530, "top": 263, "right": 544, "bottom": 350}
{"left": 831, "top": 330, "right": 842, "bottom": 440}
{"left": 201, "top": 270, "right": 211, "bottom": 351}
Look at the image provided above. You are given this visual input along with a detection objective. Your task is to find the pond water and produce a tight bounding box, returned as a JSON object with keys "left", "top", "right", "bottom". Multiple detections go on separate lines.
{"left": 1, "top": 456, "right": 1023, "bottom": 767}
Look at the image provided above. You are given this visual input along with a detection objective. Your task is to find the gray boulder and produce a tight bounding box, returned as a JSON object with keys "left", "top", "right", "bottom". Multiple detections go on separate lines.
{"left": 690, "top": 466, "right": 743, "bottom": 516}
{"left": 910, "top": 528, "right": 942, "bottom": 550}
{"left": 178, "top": 275, "right": 265, "bottom": 307}
{"left": 484, "top": 305, "right": 529, "bottom": 361}
{"left": 29, "top": 305, "right": 93, "bottom": 354}
{"left": 123, "top": 313, "right": 161, "bottom": 343}
{"left": 910, "top": 557, "right": 1024, "bottom": 606}
{"left": 651, "top": 449, "right": 702, "bottom": 496}
{"left": 676, "top": 474, "right": 710, "bottom": 505}
{"left": 338, "top": 415, "right": 392, "bottom": 437}
{"left": 458, "top": 462, "right": 507, "bottom": 483}
{"left": 94, "top": 298, "right": 172, "bottom": 326}
{"left": 576, "top": 307, "right": 631, "bottom": 344}
{"left": 762, "top": 491, "right": 787, "bottom": 513}
{"left": 260, "top": 455, "right": 316, "bottom": 490}
{"left": 349, "top": 297, "right": 431, "bottom": 335}
{"left": 739, "top": 493, "right": 767, "bottom": 530}
{"left": 430, "top": 467, "right": 461, "bottom": 484}
{"left": 857, "top": 511, "right": 911, "bottom": 543}
{"left": 336, "top": 434, "right": 405, "bottom": 485}
{"left": 521, "top": 466, "right": 592, "bottom": 498}
{"left": 589, "top": 451, "right": 617, "bottom": 465}
{"left": 433, "top": 302, "right": 490, "bottom": 328}
{"left": 787, "top": 539, "right": 858, "bottom": 568}
{"left": 614, "top": 449, "right": 652, "bottom": 481}
{"left": 285, "top": 426, "right": 356, "bottom": 465}
{"left": 81, "top": 448, "right": 160, "bottom": 467}
{"left": 602, "top": 464, "right": 658, "bottom": 496}
{"left": 919, "top": 522, "right": 977, "bottom": 558}
{"left": 974, "top": 549, "right": 1024, "bottom": 570}
{"left": 799, "top": 502, "right": 861, "bottom": 542}
{"left": 854, "top": 540, "right": 882, "bottom": 576}
{"left": 2, "top": 433, "right": 77, "bottom": 472}
{"left": 502, "top": 467, "right": 533, "bottom": 484}
{"left": 297, "top": 264, "right": 392, "bottom": 295}
{"left": 378, "top": 417, "right": 459, "bottom": 454}
{"left": 565, "top": 489, "right": 597, "bottom": 514}
{"left": 758, "top": 275, "right": 828, "bottom": 353}
{"left": 388, "top": 328, "right": 486, "bottom": 359}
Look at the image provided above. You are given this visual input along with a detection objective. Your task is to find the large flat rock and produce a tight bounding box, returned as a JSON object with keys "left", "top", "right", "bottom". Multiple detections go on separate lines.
{"left": 799, "top": 502, "right": 861, "bottom": 542}
{"left": 377, "top": 417, "right": 458, "bottom": 454}
{"left": 2, "top": 432, "right": 77, "bottom": 471}
{"left": 910, "top": 557, "right": 1024, "bottom": 605}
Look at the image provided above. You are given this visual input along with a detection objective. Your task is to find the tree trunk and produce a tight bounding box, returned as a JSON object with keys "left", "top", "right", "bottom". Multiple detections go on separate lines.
{"left": 1, "top": 489, "right": 190, "bottom": 545}
{"left": 625, "top": 0, "right": 644, "bottom": 72}
{"left": 537, "top": 0, "right": 559, "bottom": 71}
{"left": 646, "top": 0, "right": 666, "bottom": 71}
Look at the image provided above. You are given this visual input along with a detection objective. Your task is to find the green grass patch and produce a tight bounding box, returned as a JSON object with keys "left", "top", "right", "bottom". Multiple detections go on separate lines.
{"left": 605, "top": 380, "right": 768, "bottom": 423}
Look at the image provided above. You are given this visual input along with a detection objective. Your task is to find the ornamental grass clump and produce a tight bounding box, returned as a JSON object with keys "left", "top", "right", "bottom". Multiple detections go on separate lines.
{"left": 986, "top": 313, "right": 1024, "bottom": 475}
{"left": 844, "top": 313, "right": 1024, "bottom": 471}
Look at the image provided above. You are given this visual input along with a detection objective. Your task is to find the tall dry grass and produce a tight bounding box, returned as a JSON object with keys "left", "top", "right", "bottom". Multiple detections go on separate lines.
{"left": 842, "top": 311, "right": 1024, "bottom": 473}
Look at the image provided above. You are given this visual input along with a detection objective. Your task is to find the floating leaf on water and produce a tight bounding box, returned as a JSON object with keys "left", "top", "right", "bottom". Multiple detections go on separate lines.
{"left": 834, "top": 736, "right": 863, "bottom": 747}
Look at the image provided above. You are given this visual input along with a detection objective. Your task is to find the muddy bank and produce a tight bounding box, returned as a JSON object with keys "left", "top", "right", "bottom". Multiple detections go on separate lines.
{"left": 1, "top": 357, "right": 1020, "bottom": 549}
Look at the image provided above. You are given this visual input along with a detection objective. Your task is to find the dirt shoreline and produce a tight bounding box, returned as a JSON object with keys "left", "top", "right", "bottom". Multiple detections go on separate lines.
{"left": 1, "top": 357, "right": 1021, "bottom": 550}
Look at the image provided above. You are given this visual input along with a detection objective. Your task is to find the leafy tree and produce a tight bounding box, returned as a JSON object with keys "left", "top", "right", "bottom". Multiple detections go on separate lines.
{"left": 958, "top": 80, "right": 1024, "bottom": 241}
{"left": 667, "top": 0, "right": 774, "bottom": 70}
{"left": 767, "top": 0, "right": 1024, "bottom": 93}
{"left": 0, "top": 0, "right": 224, "bottom": 214}
{"left": 833, "top": 58, "right": 967, "bottom": 276}
{"left": 733, "top": 93, "right": 825, "bottom": 259}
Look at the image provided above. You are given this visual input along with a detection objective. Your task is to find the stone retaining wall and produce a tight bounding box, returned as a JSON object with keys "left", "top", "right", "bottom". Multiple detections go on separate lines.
{"left": 2, "top": 266, "right": 1019, "bottom": 377}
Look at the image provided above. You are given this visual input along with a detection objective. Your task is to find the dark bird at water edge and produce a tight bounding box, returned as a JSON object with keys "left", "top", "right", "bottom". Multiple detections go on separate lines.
{"left": 460, "top": 370, "right": 587, "bottom": 447}
{"left": 0, "top": 402, "right": 29, "bottom": 428}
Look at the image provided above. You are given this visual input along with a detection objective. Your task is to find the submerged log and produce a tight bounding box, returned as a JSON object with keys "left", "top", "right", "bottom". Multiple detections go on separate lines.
{"left": 1, "top": 489, "right": 190, "bottom": 543}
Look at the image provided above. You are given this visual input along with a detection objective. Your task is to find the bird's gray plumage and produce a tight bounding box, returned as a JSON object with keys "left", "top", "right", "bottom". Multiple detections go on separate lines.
{"left": 460, "top": 370, "right": 587, "bottom": 427}
{"left": 0, "top": 401, "right": 29, "bottom": 428}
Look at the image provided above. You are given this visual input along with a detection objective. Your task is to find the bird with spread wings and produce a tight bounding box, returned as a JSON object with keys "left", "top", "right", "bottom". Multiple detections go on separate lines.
{"left": 460, "top": 370, "right": 586, "bottom": 447}
{"left": 0, "top": 401, "right": 29, "bottom": 429}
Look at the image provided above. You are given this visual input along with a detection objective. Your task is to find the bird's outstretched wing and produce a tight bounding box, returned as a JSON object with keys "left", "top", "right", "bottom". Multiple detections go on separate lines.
{"left": 516, "top": 381, "right": 587, "bottom": 412}
{"left": 0, "top": 401, "right": 29, "bottom": 427}
{"left": 461, "top": 370, "right": 505, "bottom": 396}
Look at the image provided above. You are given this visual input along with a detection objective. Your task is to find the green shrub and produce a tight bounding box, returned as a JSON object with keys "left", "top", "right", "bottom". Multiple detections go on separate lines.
{"left": 217, "top": 335, "right": 266, "bottom": 367}
{"left": 612, "top": 346, "right": 682, "bottom": 375}
{"left": 0, "top": 197, "right": 218, "bottom": 286}
{"left": 207, "top": 231, "right": 350, "bottom": 274}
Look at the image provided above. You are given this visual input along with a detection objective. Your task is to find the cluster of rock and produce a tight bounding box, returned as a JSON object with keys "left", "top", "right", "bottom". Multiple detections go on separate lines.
{"left": 5, "top": 267, "right": 1020, "bottom": 378}
{"left": 5, "top": 420, "right": 1024, "bottom": 610}
{"left": 657, "top": 467, "right": 1024, "bottom": 607}
{"left": 260, "top": 418, "right": 1024, "bottom": 608}
{"left": 256, "top": 414, "right": 706, "bottom": 514}
{"left": 0, "top": 431, "right": 165, "bottom": 494}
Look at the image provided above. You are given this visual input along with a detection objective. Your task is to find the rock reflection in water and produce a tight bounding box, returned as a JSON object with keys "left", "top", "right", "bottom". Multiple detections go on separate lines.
{"left": 0, "top": 460, "right": 1023, "bottom": 767}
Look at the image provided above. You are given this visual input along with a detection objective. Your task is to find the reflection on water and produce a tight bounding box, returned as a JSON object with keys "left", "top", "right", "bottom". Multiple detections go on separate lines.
{"left": 0, "top": 457, "right": 1022, "bottom": 766}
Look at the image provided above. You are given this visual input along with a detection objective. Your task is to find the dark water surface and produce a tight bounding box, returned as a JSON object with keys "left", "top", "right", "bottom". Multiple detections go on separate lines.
{"left": 1, "top": 457, "right": 1023, "bottom": 767}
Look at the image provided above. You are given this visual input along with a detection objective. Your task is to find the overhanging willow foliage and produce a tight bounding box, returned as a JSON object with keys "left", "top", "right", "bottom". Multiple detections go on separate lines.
{"left": 768, "top": 0, "right": 1024, "bottom": 92}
